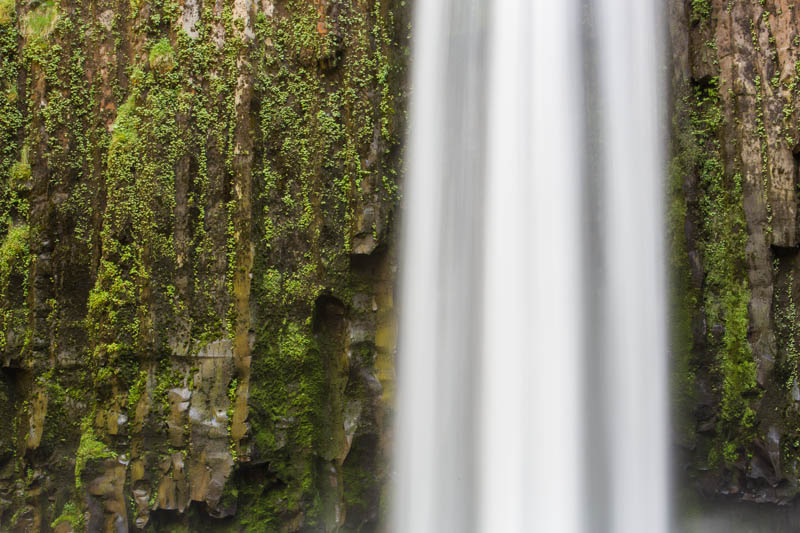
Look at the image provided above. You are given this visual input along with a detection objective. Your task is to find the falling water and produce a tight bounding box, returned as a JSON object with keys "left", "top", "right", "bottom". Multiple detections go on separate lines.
{"left": 395, "top": 1, "right": 668, "bottom": 532}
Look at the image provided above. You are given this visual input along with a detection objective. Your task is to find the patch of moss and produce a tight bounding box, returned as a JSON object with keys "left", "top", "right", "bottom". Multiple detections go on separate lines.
{"left": 149, "top": 38, "right": 175, "bottom": 74}
{"left": 127, "top": 370, "right": 148, "bottom": 413}
{"left": 9, "top": 162, "right": 29, "bottom": 189}
{"left": 74, "top": 420, "right": 116, "bottom": 488}
{"left": 22, "top": 1, "right": 59, "bottom": 42}
{"left": 153, "top": 360, "right": 182, "bottom": 412}
{"left": 690, "top": 0, "right": 711, "bottom": 24}
{"left": 0, "top": 223, "right": 28, "bottom": 286}
{"left": 242, "top": 319, "right": 325, "bottom": 528}
{"left": 0, "top": 0, "right": 21, "bottom": 189}
{"left": 51, "top": 502, "right": 85, "bottom": 531}
{"left": 89, "top": 57, "right": 186, "bottom": 367}
{"left": 686, "top": 77, "right": 759, "bottom": 467}
{"left": 0, "top": 224, "right": 29, "bottom": 350}
{"left": 0, "top": 0, "right": 14, "bottom": 26}
{"left": 87, "top": 258, "right": 139, "bottom": 359}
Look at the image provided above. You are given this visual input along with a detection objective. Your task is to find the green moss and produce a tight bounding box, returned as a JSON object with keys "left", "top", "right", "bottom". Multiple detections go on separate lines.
{"left": 51, "top": 502, "right": 85, "bottom": 531}
{"left": 261, "top": 269, "right": 282, "bottom": 302}
{"left": 22, "top": 1, "right": 59, "bottom": 42}
{"left": 0, "top": 0, "right": 20, "bottom": 185}
{"left": 153, "top": 361, "right": 182, "bottom": 412}
{"left": 87, "top": 258, "right": 139, "bottom": 359}
{"left": 254, "top": 0, "right": 401, "bottom": 262}
{"left": 74, "top": 420, "right": 116, "bottom": 489}
{"left": 670, "top": 74, "right": 761, "bottom": 469}
{"left": 149, "top": 38, "right": 175, "bottom": 74}
{"left": 9, "top": 162, "right": 29, "bottom": 188}
{"left": 89, "top": 54, "right": 187, "bottom": 367}
{"left": 0, "top": 0, "right": 14, "bottom": 26}
{"left": 109, "top": 96, "right": 139, "bottom": 155}
{"left": 0, "top": 224, "right": 28, "bottom": 286}
{"left": 0, "top": 224, "right": 29, "bottom": 350}
{"left": 716, "top": 280, "right": 757, "bottom": 437}
{"left": 127, "top": 370, "right": 148, "bottom": 413}
{"left": 686, "top": 77, "right": 759, "bottom": 466}
{"left": 243, "top": 319, "right": 324, "bottom": 527}
{"left": 690, "top": 0, "right": 711, "bottom": 24}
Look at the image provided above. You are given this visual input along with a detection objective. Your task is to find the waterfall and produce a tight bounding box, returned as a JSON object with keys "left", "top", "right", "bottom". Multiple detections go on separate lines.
{"left": 395, "top": 1, "right": 668, "bottom": 532}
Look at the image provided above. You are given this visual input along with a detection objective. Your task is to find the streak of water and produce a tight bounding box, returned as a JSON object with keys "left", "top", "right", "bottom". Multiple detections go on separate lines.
{"left": 395, "top": 1, "right": 667, "bottom": 531}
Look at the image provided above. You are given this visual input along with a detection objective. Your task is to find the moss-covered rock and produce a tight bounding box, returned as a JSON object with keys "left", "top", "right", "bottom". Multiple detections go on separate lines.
{"left": 0, "top": 0, "right": 406, "bottom": 530}
{"left": 670, "top": 0, "right": 800, "bottom": 511}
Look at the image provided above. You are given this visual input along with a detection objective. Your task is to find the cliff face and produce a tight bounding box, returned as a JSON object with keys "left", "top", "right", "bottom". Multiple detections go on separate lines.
{"left": 0, "top": 0, "right": 405, "bottom": 530}
{"left": 671, "top": 0, "right": 800, "bottom": 508}
{"left": 11, "top": 0, "right": 797, "bottom": 528}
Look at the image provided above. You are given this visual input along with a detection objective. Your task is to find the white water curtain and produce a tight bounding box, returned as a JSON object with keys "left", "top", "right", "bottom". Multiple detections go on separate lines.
{"left": 395, "top": 0, "right": 667, "bottom": 531}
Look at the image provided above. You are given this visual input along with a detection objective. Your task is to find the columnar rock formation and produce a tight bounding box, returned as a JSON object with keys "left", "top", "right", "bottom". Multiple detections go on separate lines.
{"left": 0, "top": 0, "right": 405, "bottom": 530}
{"left": 671, "top": 0, "right": 800, "bottom": 509}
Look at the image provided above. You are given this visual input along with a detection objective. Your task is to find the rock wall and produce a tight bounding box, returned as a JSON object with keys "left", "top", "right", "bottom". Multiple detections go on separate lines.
{"left": 671, "top": 0, "right": 800, "bottom": 510}
{"left": 0, "top": 0, "right": 406, "bottom": 530}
